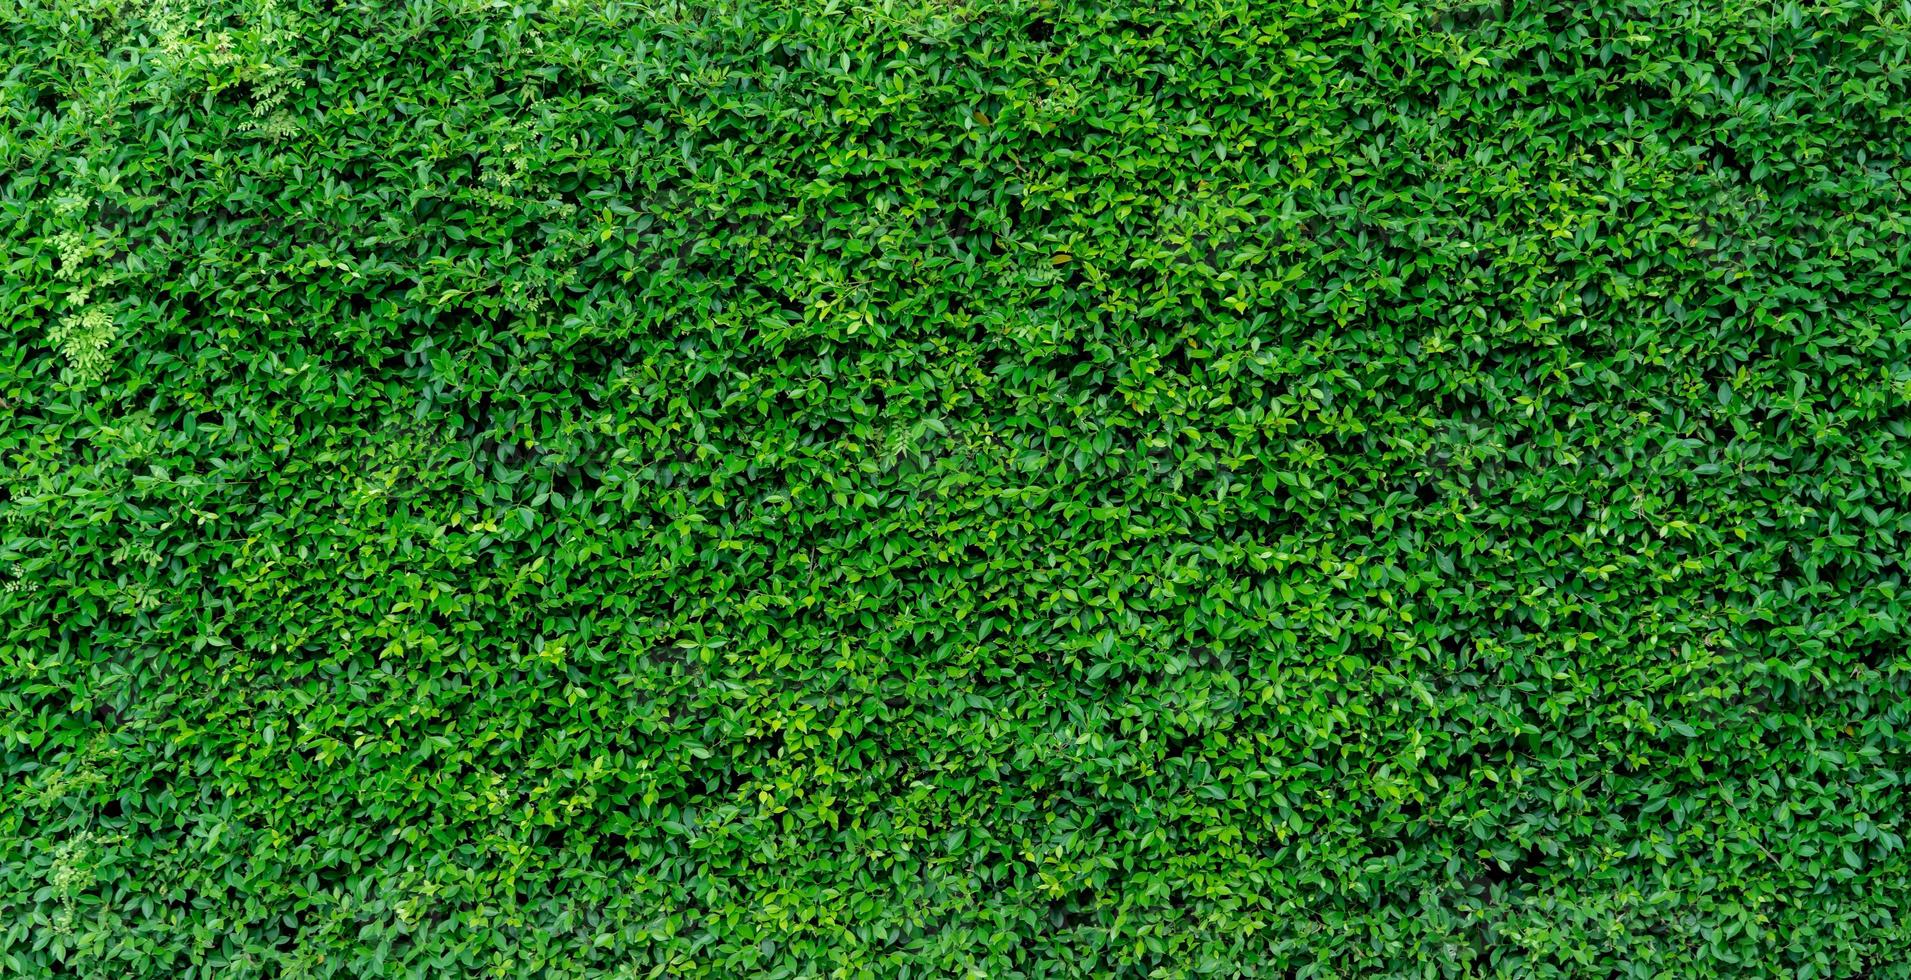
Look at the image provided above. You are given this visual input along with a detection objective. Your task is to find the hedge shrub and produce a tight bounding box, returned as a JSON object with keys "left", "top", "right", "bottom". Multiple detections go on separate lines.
{"left": 4, "top": 0, "right": 1911, "bottom": 976}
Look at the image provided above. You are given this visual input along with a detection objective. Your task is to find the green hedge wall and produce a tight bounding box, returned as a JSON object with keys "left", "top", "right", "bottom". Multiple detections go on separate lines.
{"left": 5, "top": 0, "right": 1911, "bottom": 976}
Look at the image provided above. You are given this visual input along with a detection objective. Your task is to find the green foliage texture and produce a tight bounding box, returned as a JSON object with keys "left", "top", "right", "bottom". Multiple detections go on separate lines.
{"left": 5, "top": 0, "right": 1911, "bottom": 976}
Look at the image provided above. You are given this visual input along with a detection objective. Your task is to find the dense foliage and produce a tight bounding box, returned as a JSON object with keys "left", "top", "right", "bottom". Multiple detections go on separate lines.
{"left": 4, "top": 0, "right": 1911, "bottom": 975}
